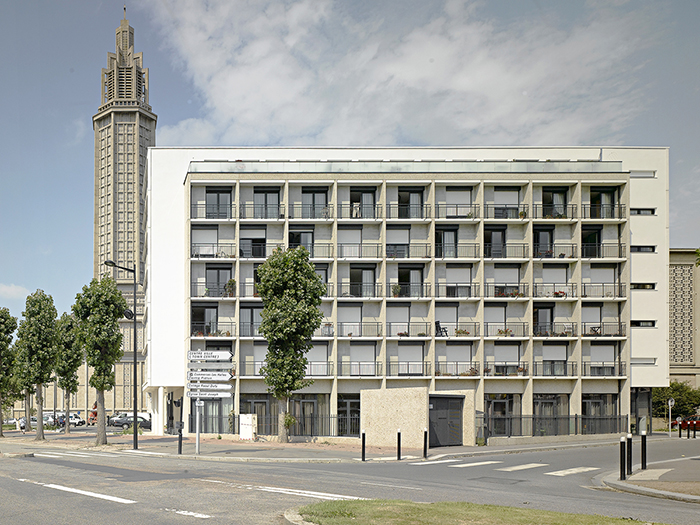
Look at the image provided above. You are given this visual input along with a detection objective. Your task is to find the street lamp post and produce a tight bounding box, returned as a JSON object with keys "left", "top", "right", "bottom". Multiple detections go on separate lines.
{"left": 104, "top": 259, "right": 138, "bottom": 450}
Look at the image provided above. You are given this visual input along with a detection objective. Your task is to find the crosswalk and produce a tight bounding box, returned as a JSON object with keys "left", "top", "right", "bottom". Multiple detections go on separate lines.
{"left": 409, "top": 458, "right": 600, "bottom": 478}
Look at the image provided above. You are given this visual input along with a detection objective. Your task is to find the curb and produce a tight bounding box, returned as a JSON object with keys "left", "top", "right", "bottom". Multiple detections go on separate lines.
{"left": 602, "top": 473, "right": 700, "bottom": 504}
{"left": 283, "top": 508, "right": 315, "bottom": 525}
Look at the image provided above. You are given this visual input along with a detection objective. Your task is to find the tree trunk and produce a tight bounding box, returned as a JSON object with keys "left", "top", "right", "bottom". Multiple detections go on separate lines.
{"left": 25, "top": 390, "right": 31, "bottom": 432}
{"left": 95, "top": 389, "right": 107, "bottom": 445}
{"left": 0, "top": 391, "right": 4, "bottom": 437}
{"left": 35, "top": 383, "right": 44, "bottom": 440}
{"left": 277, "top": 396, "right": 289, "bottom": 443}
{"left": 64, "top": 388, "right": 71, "bottom": 435}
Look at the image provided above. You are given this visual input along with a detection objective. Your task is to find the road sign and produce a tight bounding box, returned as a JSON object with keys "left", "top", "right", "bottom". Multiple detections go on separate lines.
{"left": 669, "top": 398, "right": 675, "bottom": 407}
{"left": 186, "top": 371, "right": 233, "bottom": 381}
{"left": 187, "top": 362, "right": 235, "bottom": 370}
{"left": 187, "top": 382, "right": 233, "bottom": 391}
{"left": 677, "top": 416, "right": 683, "bottom": 423}
{"left": 187, "top": 391, "right": 233, "bottom": 398}
{"left": 195, "top": 400, "right": 205, "bottom": 407}
{"left": 188, "top": 350, "right": 233, "bottom": 361}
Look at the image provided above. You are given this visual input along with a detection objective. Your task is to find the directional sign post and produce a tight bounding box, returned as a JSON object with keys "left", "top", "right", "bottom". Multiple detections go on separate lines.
{"left": 187, "top": 391, "right": 233, "bottom": 398}
{"left": 187, "top": 371, "right": 234, "bottom": 381}
{"left": 188, "top": 350, "right": 233, "bottom": 361}
{"left": 187, "top": 383, "right": 233, "bottom": 391}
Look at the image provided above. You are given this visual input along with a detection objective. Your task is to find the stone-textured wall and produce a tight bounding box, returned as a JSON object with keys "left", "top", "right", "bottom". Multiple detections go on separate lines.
{"left": 361, "top": 387, "right": 428, "bottom": 449}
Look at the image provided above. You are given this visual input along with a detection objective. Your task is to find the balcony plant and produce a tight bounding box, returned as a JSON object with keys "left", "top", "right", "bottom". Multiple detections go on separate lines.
{"left": 397, "top": 331, "right": 409, "bottom": 337}
{"left": 517, "top": 366, "right": 526, "bottom": 376}
{"left": 417, "top": 332, "right": 427, "bottom": 337}
{"left": 497, "top": 328, "right": 513, "bottom": 336}
{"left": 553, "top": 290, "right": 566, "bottom": 298}
{"left": 455, "top": 328, "right": 470, "bottom": 336}
{"left": 391, "top": 283, "right": 402, "bottom": 297}
{"left": 224, "top": 278, "right": 236, "bottom": 297}
{"left": 483, "top": 367, "right": 491, "bottom": 375}
{"left": 519, "top": 210, "right": 527, "bottom": 219}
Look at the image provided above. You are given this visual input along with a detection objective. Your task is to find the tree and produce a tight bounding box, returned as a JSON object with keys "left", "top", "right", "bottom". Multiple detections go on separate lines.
{"left": 652, "top": 381, "right": 700, "bottom": 419}
{"left": 16, "top": 290, "right": 58, "bottom": 440}
{"left": 0, "top": 307, "right": 19, "bottom": 438}
{"left": 257, "top": 247, "right": 326, "bottom": 441}
{"left": 73, "top": 276, "right": 127, "bottom": 446}
{"left": 55, "top": 313, "right": 83, "bottom": 435}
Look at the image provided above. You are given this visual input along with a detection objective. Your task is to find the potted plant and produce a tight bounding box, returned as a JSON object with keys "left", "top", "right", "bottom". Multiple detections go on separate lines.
{"left": 519, "top": 210, "right": 527, "bottom": 219}
{"left": 224, "top": 278, "right": 236, "bottom": 297}
{"left": 468, "top": 367, "right": 479, "bottom": 376}
{"left": 397, "top": 331, "right": 409, "bottom": 337}
{"left": 517, "top": 366, "right": 526, "bottom": 376}
{"left": 483, "top": 367, "right": 491, "bottom": 375}
{"left": 391, "top": 283, "right": 402, "bottom": 297}
{"left": 417, "top": 332, "right": 427, "bottom": 337}
{"left": 497, "top": 328, "right": 513, "bottom": 336}
{"left": 455, "top": 329, "right": 470, "bottom": 336}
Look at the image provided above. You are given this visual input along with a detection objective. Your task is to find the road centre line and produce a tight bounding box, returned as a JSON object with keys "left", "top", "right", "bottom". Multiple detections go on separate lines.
{"left": 545, "top": 467, "right": 600, "bottom": 477}
{"left": 496, "top": 463, "right": 549, "bottom": 472}
{"left": 33, "top": 454, "right": 63, "bottom": 458}
{"left": 360, "top": 481, "right": 423, "bottom": 491}
{"left": 408, "top": 459, "right": 460, "bottom": 465}
{"left": 17, "top": 479, "right": 135, "bottom": 504}
{"left": 448, "top": 460, "right": 503, "bottom": 468}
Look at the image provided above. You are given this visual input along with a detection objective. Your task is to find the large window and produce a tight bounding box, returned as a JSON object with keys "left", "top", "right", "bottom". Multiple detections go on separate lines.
{"left": 205, "top": 187, "right": 232, "bottom": 219}
{"left": 301, "top": 188, "right": 328, "bottom": 218}
{"left": 240, "top": 305, "right": 263, "bottom": 337}
{"left": 253, "top": 188, "right": 280, "bottom": 219}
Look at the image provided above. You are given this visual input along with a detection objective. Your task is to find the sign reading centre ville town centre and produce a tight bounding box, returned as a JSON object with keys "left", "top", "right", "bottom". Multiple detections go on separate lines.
{"left": 187, "top": 350, "right": 233, "bottom": 361}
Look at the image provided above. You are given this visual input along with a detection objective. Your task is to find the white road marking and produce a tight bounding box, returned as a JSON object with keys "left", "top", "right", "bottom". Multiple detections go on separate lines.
{"left": 360, "top": 481, "right": 423, "bottom": 491}
{"left": 33, "top": 454, "right": 63, "bottom": 458}
{"left": 120, "top": 450, "right": 167, "bottom": 455}
{"left": 200, "top": 479, "right": 364, "bottom": 500}
{"left": 163, "top": 508, "right": 212, "bottom": 519}
{"left": 496, "top": 463, "right": 548, "bottom": 472}
{"left": 17, "top": 479, "right": 135, "bottom": 504}
{"left": 449, "top": 460, "right": 503, "bottom": 468}
{"left": 408, "top": 459, "right": 460, "bottom": 465}
{"left": 545, "top": 467, "right": 600, "bottom": 477}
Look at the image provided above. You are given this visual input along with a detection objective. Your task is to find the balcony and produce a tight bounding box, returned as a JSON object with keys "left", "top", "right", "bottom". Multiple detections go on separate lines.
{"left": 191, "top": 203, "right": 236, "bottom": 219}
{"left": 533, "top": 283, "right": 577, "bottom": 298}
{"left": 533, "top": 361, "right": 577, "bottom": 376}
{"left": 338, "top": 361, "right": 382, "bottom": 376}
{"left": 387, "top": 322, "right": 431, "bottom": 337}
{"left": 435, "top": 322, "right": 479, "bottom": 337}
{"left": 386, "top": 243, "right": 431, "bottom": 258}
{"left": 191, "top": 282, "right": 236, "bottom": 298}
{"left": 435, "top": 283, "right": 479, "bottom": 298}
{"left": 239, "top": 242, "right": 283, "bottom": 258}
{"left": 484, "top": 283, "right": 528, "bottom": 298}
{"left": 337, "top": 322, "right": 382, "bottom": 337}
{"left": 484, "top": 243, "right": 528, "bottom": 258}
{"left": 581, "top": 243, "right": 626, "bottom": 258}
{"left": 484, "top": 322, "right": 528, "bottom": 337}
{"left": 483, "top": 361, "right": 528, "bottom": 377}
{"left": 532, "top": 204, "right": 577, "bottom": 219}
{"left": 532, "top": 243, "right": 576, "bottom": 259}
{"left": 435, "top": 362, "right": 480, "bottom": 377}
{"left": 337, "top": 283, "right": 383, "bottom": 298}
{"left": 435, "top": 203, "right": 479, "bottom": 219}
{"left": 532, "top": 322, "right": 576, "bottom": 337}
{"left": 387, "top": 361, "right": 431, "bottom": 376}
{"left": 305, "top": 361, "right": 334, "bottom": 376}
{"left": 582, "top": 204, "right": 626, "bottom": 219}
{"left": 288, "top": 204, "right": 333, "bottom": 219}
{"left": 386, "top": 204, "right": 431, "bottom": 219}
{"left": 288, "top": 243, "right": 333, "bottom": 258}
{"left": 581, "top": 323, "right": 626, "bottom": 337}
{"left": 388, "top": 283, "right": 431, "bottom": 298}
{"left": 191, "top": 322, "right": 235, "bottom": 338}
{"left": 240, "top": 361, "right": 264, "bottom": 376}
{"left": 484, "top": 204, "right": 529, "bottom": 219}
{"left": 314, "top": 323, "right": 336, "bottom": 337}
{"left": 337, "top": 204, "right": 383, "bottom": 219}
{"left": 191, "top": 242, "right": 236, "bottom": 259}
{"left": 337, "top": 243, "right": 382, "bottom": 258}
{"left": 581, "top": 283, "right": 626, "bottom": 298}
{"left": 239, "top": 204, "right": 285, "bottom": 219}
{"left": 239, "top": 322, "right": 263, "bottom": 337}
{"left": 435, "top": 242, "right": 480, "bottom": 259}
{"left": 582, "top": 362, "right": 626, "bottom": 376}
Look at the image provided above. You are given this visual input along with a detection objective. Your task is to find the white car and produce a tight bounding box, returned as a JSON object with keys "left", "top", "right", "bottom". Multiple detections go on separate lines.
{"left": 66, "top": 414, "right": 85, "bottom": 426}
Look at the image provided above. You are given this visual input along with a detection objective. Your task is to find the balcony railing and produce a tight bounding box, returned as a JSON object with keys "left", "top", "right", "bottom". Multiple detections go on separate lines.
{"left": 435, "top": 242, "right": 480, "bottom": 259}
{"left": 484, "top": 323, "right": 529, "bottom": 337}
{"left": 239, "top": 242, "right": 283, "bottom": 258}
{"left": 435, "top": 203, "right": 479, "bottom": 219}
{"left": 532, "top": 204, "right": 577, "bottom": 219}
{"left": 337, "top": 204, "right": 383, "bottom": 219}
{"left": 314, "top": 323, "right": 336, "bottom": 337}
{"left": 337, "top": 243, "right": 382, "bottom": 258}
{"left": 191, "top": 322, "right": 235, "bottom": 338}
{"left": 435, "top": 362, "right": 480, "bottom": 376}
{"left": 484, "top": 283, "right": 528, "bottom": 298}
{"left": 288, "top": 243, "right": 333, "bottom": 258}
{"left": 387, "top": 361, "right": 431, "bottom": 376}
{"left": 581, "top": 323, "right": 626, "bottom": 337}
{"left": 533, "top": 283, "right": 576, "bottom": 298}
{"left": 386, "top": 243, "right": 431, "bottom": 258}
{"left": 387, "top": 322, "right": 431, "bottom": 337}
{"left": 533, "top": 361, "right": 577, "bottom": 376}
{"left": 532, "top": 243, "right": 576, "bottom": 259}
{"left": 533, "top": 322, "right": 577, "bottom": 337}
{"left": 484, "top": 204, "right": 529, "bottom": 219}
{"left": 581, "top": 283, "right": 626, "bottom": 298}
{"left": 385, "top": 204, "right": 431, "bottom": 219}
{"left": 337, "top": 322, "right": 382, "bottom": 337}
{"left": 582, "top": 362, "right": 626, "bottom": 376}
{"left": 338, "top": 361, "right": 382, "bottom": 376}
{"left": 581, "top": 243, "right": 626, "bottom": 258}
{"left": 582, "top": 204, "right": 626, "bottom": 219}
{"left": 435, "top": 322, "right": 479, "bottom": 337}
{"left": 480, "top": 415, "right": 628, "bottom": 438}
{"left": 191, "top": 282, "right": 236, "bottom": 298}
{"left": 239, "top": 284, "right": 261, "bottom": 297}
{"left": 483, "top": 361, "right": 528, "bottom": 376}
{"left": 239, "top": 204, "right": 285, "bottom": 219}
{"left": 191, "top": 242, "right": 236, "bottom": 259}
{"left": 288, "top": 204, "right": 333, "bottom": 219}
{"left": 191, "top": 203, "right": 236, "bottom": 219}
{"left": 305, "top": 362, "right": 334, "bottom": 376}
{"left": 388, "top": 283, "right": 431, "bottom": 298}
{"left": 239, "top": 322, "right": 263, "bottom": 337}
{"left": 484, "top": 243, "right": 528, "bottom": 258}
{"left": 337, "top": 283, "right": 383, "bottom": 298}
{"left": 240, "top": 361, "right": 264, "bottom": 376}
{"left": 435, "top": 283, "right": 479, "bottom": 298}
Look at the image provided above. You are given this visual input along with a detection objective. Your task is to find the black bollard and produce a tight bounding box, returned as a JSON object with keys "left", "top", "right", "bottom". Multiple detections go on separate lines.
{"left": 679, "top": 421, "right": 682, "bottom": 438}
{"left": 397, "top": 429, "right": 401, "bottom": 461}
{"left": 178, "top": 428, "right": 183, "bottom": 455}
{"left": 626, "top": 433, "right": 633, "bottom": 476}
{"left": 688, "top": 423, "right": 691, "bottom": 440}
{"left": 641, "top": 431, "right": 647, "bottom": 470}
{"left": 619, "top": 436, "right": 626, "bottom": 481}
{"left": 361, "top": 430, "right": 366, "bottom": 462}
{"left": 423, "top": 428, "right": 428, "bottom": 459}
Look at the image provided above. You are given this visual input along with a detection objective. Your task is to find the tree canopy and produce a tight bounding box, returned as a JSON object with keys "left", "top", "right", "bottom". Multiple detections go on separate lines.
{"left": 55, "top": 312, "right": 83, "bottom": 434}
{"left": 0, "top": 307, "right": 19, "bottom": 437}
{"left": 652, "top": 381, "right": 700, "bottom": 419}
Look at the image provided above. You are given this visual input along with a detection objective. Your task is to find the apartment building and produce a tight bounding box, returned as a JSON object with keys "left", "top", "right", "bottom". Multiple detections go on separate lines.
{"left": 146, "top": 147, "right": 668, "bottom": 446}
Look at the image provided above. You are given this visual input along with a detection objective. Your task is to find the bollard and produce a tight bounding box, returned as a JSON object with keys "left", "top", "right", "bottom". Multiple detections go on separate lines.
{"left": 423, "top": 428, "right": 428, "bottom": 459}
{"left": 688, "top": 423, "right": 691, "bottom": 440}
{"left": 641, "top": 431, "right": 647, "bottom": 470}
{"left": 679, "top": 421, "right": 682, "bottom": 438}
{"left": 177, "top": 428, "right": 183, "bottom": 455}
{"left": 619, "top": 436, "right": 626, "bottom": 480}
{"left": 626, "top": 433, "right": 633, "bottom": 476}
{"left": 361, "top": 430, "right": 366, "bottom": 462}
{"left": 397, "top": 429, "right": 402, "bottom": 461}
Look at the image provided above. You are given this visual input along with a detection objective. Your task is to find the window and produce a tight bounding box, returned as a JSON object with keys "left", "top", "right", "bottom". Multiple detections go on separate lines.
{"left": 253, "top": 187, "right": 280, "bottom": 219}
{"left": 397, "top": 187, "right": 424, "bottom": 218}
{"left": 542, "top": 187, "right": 567, "bottom": 218}
{"left": 631, "top": 246, "right": 655, "bottom": 253}
{"left": 589, "top": 188, "right": 616, "bottom": 218}
{"left": 205, "top": 187, "right": 232, "bottom": 218}
{"left": 533, "top": 227, "right": 554, "bottom": 257}
{"left": 484, "top": 227, "right": 506, "bottom": 257}
{"left": 240, "top": 305, "right": 263, "bottom": 336}
{"left": 630, "top": 171, "right": 655, "bottom": 178}
{"left": 350, "top": 187, "right": 376, "bottom": 218}
{"left": 631, "top": 283, "right": 655, "bottom": 290}
{"left": 301, "top": 187, "right": 328, "bottom": 218}
{"left": 205, "top": 264, "right": 232, "bottom": 296}
{"left": 436, "top": 227, "right": 458, "bottom": 257}
{"left": 631, "top": 320, "right": 656, "bottom": 327}
{"left": 630, "top": 208, "right": 655, "bottom": 216}
{"left": 445, "top": 186, "right": 472, "bottom": 218}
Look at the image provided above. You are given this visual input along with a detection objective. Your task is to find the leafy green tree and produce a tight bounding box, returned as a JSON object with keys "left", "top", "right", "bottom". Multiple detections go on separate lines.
{"left": 257, "top": 247, "right": 326, "bottom": 441}
{"left": 16, "top": 290, "right": 58, "bottom": 440}
{"left": 0, "top": 307, "right": 19, "bottom": 437}
{"left": 55, "top": 313, "right": 83, "bottom": 435}
{"left": 652, "top": 381, "right": 700, "bottom": 420}
{"left": 73, "top": 276, "right": 127, "bottom": 445}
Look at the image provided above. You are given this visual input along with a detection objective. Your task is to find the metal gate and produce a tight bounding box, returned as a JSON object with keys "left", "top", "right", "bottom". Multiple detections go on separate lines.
{"left": 429, "top": 396, "right": 463, "bottom": 447}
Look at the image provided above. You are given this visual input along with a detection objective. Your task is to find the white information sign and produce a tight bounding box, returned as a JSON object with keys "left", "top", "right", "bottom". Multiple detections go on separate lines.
{"left": 187, "top": 391, "right": 233, "bottom": 398}
{"left": 187, "top": 383, "right": 233, "bottom": 391}
{"left": 187, "top": 371, "right": 233, "bottom": 381}
{"left": 188, "top": 350, "right": 233, "bottom": 361}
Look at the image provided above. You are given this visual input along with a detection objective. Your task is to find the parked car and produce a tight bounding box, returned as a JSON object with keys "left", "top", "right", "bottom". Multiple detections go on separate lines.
{"left": 58, "top": 414, "right": 85, "bottom": 427}
{"left": 111, "top": 415, "right": 151, "bottom": 430}
{"left": 108, "top": 412, "right": 129, "bottom": 426}
{"left": 671, "top": 415, "right": 700, "bottom": 430}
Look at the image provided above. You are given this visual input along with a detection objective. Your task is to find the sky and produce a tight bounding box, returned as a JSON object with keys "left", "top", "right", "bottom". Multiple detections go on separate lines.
{"left": 1, "top": 0, "right": 699, "bottom": 322}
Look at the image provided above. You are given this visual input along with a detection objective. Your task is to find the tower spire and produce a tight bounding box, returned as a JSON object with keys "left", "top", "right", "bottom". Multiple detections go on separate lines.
{"left": 124, "top": 5, "right": 127, "bottom": 20}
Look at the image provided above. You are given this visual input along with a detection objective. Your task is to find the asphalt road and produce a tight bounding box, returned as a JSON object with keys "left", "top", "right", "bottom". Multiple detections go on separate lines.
{"left": 1, "top": 439, "right": 699, "bottom": 524}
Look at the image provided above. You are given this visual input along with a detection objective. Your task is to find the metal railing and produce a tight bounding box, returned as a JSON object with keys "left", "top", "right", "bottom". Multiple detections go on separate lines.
{"left": 386, "top": 361, "right": 431, "bottom": 376}
{"left": 385, "top": 204, "right": 431, "bottom": 219}
{"left": 337, "top": 243, "right": 383, "bottom": 258}
{"left": 314, "top": 323, "right": 336, "bottom": 337}
{"left": 288, "top": 204, "right": 333, "bottom": 219}
{"left": 239, "top": 322, "right": 263, "bottom": 337}
{"left": 435, "top": 242, "right": 480, "bottom": 259}
{"left": 483, "top": 361, "right": 528, "bottom": 376}
{"left": 532, "top": 243, "right": 576, "bottom": 259}
{"left": 191, "top": 282, "right": 236, "bottom": 298}
{"left": 484, "top": 204, "right": 529, "bottom": 219}
{"left": 337, "top": 283, "right": 383, "bottom": 298}
{"left": 533, "top": 361, "right": 577, "bottom": 376}
{"left": 435, "top": 283, "right": 479, "bottom": 298}
{"left": 484, "top": 243, "right": 528, "bottom": 258}
{"left": 582, "top": 362, "right": 627, "bottom": 376}
{"left": 388, "top": 283, "right": 431, "bottom": 298}
{"left": 533, "top": 283, "right": 577, "bottom": 298}
{"left": 581, "top": 243, "right": 626, "bottom": 258}
{"left": 581, "top": 323, "right": 626, "bottom": 337}
{"left": 239, "top": 204, "right": 285, "bottom": 219}
{"left": 532, "top": 204, "right": 577, "bottom": 219}
{"left": 337, "top": 204, "right": 383, "bottom": 219}
{"left": 581, "top": 283, "right": 626, "bottom": 298}
{"left": 533, "top": 322, "right": 577, "bottom": 337}
{"left": 239, "top": 242, "right": 284, "bottom": 258}
{"left": 305, "top": 362, "right": 334, "bottom": 376}
{"left": 482, "top": 415, "right": 628, "bottom": 438}
{"left": 484, "top": 322, "right": 528, "bottom": 337}
{"left": 387, "top": 322, "right": 431, "bottom": 337}
{"left": 582, "top": 204, "right": 626, "bottom": 219}
{"left": 484, "top": 283, "right": 528, "bottom": 298}
{"left": 288, "top": 243, "right": 333, "bottom": 258}
{"left": 338, "top": 361, "right": 382, "bottom": 376}
{"left": 191, "top": 322, "right": 235, "bottom": 337}
{"left": 435, "top": 203, "right": 479, "bottom": 219}
{"left": 240, "top": 361, "right": 265, "bottom": 376}
{"left": 337, "top": 322, "right": 382, "bottom": 337}
{"left": 191, "top": 203, "right": 236, "bottom": 219}
{"left": 434, "top": 322, "right": 479, "bottom": 337}
{"left": 435, "top": 362, "right": 480, "bottom": 376}
{"left": 385, "top": 243, "right": 431, "bottom": 258}
{"left": 191, "top": 243, "right": 236, "bottom": 258}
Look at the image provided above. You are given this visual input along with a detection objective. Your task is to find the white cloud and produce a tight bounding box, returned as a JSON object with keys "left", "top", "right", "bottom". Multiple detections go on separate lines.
{"left": 0, "top": 283, "right": 30, "bottom": 300}
{"left": 146, "top": 0, "right": 655, "bottom": 147}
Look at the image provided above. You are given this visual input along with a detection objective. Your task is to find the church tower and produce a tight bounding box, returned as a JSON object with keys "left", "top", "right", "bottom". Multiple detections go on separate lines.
{"left": 93, "top": 11, "right": 156, "bottom": 411}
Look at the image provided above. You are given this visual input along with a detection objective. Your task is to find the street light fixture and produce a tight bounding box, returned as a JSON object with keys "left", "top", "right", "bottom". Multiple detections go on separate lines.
{"left": 104, "top": 259, "right": 138, "bottom": 450}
